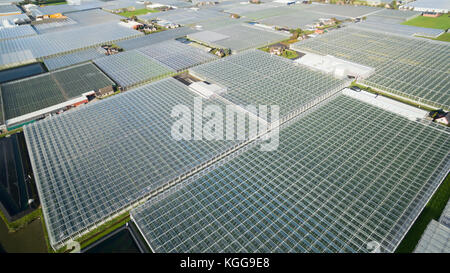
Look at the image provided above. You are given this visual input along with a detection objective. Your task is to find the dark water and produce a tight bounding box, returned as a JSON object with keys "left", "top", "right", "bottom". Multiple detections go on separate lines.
{"left": 0, "top": 135, "right": 28, "bottom": 218}
{"left": 0, "top": 217, "right": 47, "bottom": 253}
{"left": 85, "top": 227, "right": 141, "bottom": 253}
{"left": 0, "top": 133, "right": 36, "bottom": 220}
{"left": 0, "top": 63, "right": 46, "bottom": 84}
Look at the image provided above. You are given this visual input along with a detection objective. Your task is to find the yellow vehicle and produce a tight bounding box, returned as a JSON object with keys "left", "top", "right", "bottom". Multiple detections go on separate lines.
{"left": 49, "top": 13, "right": 65, "bottom": 19}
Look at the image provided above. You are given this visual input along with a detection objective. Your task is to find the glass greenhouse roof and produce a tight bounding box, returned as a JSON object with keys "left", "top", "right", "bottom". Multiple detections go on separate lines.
{"left": 132, "top": 94, "right": 450, "bottom": 253}
{"left": 414, "top": 220, "right": 450, "bottom": 253}
{"left": 369, "top": 9, "right": 421, "bottom": 21}
{"left": 0, "top": 63, "right": 113, "bottom": 120}
{"left": 188, "top": 24, "right": 289, "bottom": 52}
{"left": 137, "top": 40, "right": 218, "bottom": 71}
{"left": 291, "top": 27, "right": 450, "bottom": 110}
{"left": 115, "top": 27, "right": 197, "bottom": 51}
{"left": 0, "top": 25, "right": 37, "bottom": 40}
{"left": 24, "top": 78, "right": 246, "bottom": 248}
{"left": 43, "top": 48, "right": 105, "bottom": 71}
{"left": 93, "top": 50, "right": 175, "bottom": 88}
{"left": 190, "top": 50, "right": 348, "bottom": 123}
{"left": 139, "top": 8, "right": 227, "bottom": 25}
{"left": 0, "top": 23, "right": 142, "bottom": 69}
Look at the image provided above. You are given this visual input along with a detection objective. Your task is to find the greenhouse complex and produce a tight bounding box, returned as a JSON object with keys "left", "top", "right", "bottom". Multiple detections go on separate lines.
{"left": 0, "top": 63, "right": 114, "bottom": 128}
{"left": 0, "top": 0, "right": 449, "bottom": 255}
{"left": 131, "top": 94, "right": 450, "bottom": 253}
{"left": 291, "top": 26, "right": 450, "bottom": 110}
{"left": 189, "top": 50, "right": 348, "bottom": 123}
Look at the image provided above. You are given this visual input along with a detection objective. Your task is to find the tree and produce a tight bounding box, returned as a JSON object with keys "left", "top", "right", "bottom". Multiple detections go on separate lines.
{"left": 289, "top": 28, "right": 303, "bottom": 40}
{"left": 391, "top": 0, "right": 398, "bottom": 9}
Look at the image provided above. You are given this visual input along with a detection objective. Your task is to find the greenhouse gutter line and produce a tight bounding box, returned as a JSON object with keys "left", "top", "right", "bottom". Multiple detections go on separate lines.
{"left": 130, "top": 213, "right": 156, "bottom": 253}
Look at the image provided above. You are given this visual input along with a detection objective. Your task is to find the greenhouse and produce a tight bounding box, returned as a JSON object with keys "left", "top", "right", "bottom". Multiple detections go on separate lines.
{"left": 50, "top": 63, "right": 114, "bottom": 98}
{"left": 403, "top": 0, "right": 450, "bottom": 13}
{"left": 241, "top": 6, "right": 300, "bottom": 21}
{"left": 369, "top": 9, "right": 421, "bottom": 21}
{"left": 2, "top": 75, "right": 67, "bottom": 121}
{"left": 137, "top": 40, "right": 218, "bottom": 71}
{"left": 0, "top": 25, "right": 37, "bottom": 40}
{"left": 139, "top": 8, "right": 227, "bottom": 25}
{"left": 131, "top": 94, "right": 450, "bottom": 253}
{"left": 190, "top": 50, "right": 348, "bottom": 123}
{"left": 188, "top": 24, "right": 289, "bottom": 52}
{"left": 440, "top": 200, "right": 450, "bottom": 228}
{"left": 32, "top": 4, "right": 79, "bottom": 15}
{"left": 225, "top": 3, "right": 380, "bottom": 21}
{"left": 259, "top": 11, "right": 338, "bottom": 30}
{"left": 43, "top": 48, "right": 105, "bottom": 71}
{"left": 24, "top": 78, "right": 246, "bottom": 249}
{"left": 223, "top": 4, "right": 293, "bottom": 20}
{"left": 149, "top": 0, "right": 193, "bottom": 8}
{"left": 0, "top": 22, "right": 142, "bottom": 69}
{"left": 33, "top": 18, "right": 78, "bottom": 34}
{"left": 195, "top": 17, "right": 246, "bottom": 31}
{"left": 0, "top": 63, "right": 113, "bottom": 121}
{"left": 414, "top": 220, "right": 450, "bottom": 253}
{"left": 32, "top": 9, "right": 122, "bottom": 34}
{"left": 30, "top": 2, "right": 109, "bottom": 16}
{"left": 352, "top": 20, "right": 444, "bottom": 38}
{"left": 101, "top": 0, "right": 146, "bottom": 11}
{"left": 292, "top": 27, "right": 450, "bottom": 110}
{"left": 0, "top": 4, "right": 22, "bottom": 15}
{"left": 66, "top": 9, "right": 125, "bottom": 26}
{"left": 116, "top": 27, "right": 197, "bottom": 50}
{"left": 93, "top": 50, "right": 175, "bottom": 89}
{"left": 301, "top": 3, "right": 381, "bottom": 19}
{"left": 1, "top": 13, "right": 30, "bottom": 24}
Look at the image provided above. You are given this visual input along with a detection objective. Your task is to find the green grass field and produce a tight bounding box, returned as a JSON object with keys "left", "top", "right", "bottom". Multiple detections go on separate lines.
{"left": 433, "top": 32, "right": 450, "bottom": 42}
{"left": 395, "top": 174, "right": 450, "bottom": 253}
{"left": 118, "top": 8, "right": 159, "bottom": 18}
{"left": 402, "top": 14, "right": 450, "bottom": 30}
{"left": 36, "top": 0, "right": 67, "bottom": 6}
{"left": 41, "top": 1, "right": 67, "bottom": 6}
{"left": 416, "top": 32, "right": 450, "bottom": 43}
{"left": 281, "top": 49, "right": 299, "bottom": 59}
